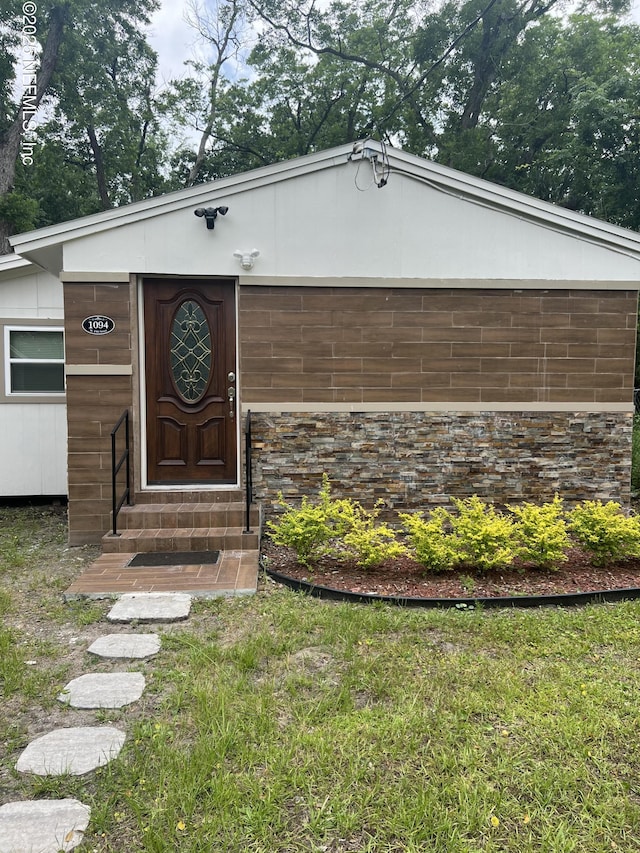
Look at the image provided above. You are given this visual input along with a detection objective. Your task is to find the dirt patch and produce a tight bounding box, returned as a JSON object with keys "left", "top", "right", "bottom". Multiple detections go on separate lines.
{"left": 261, "top": 540, "right": 640, "bottom": 600}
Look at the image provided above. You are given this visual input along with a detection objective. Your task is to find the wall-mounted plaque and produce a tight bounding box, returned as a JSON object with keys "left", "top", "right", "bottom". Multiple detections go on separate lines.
{"left": 82, "top": 315, "right": 116, "bottom": 335}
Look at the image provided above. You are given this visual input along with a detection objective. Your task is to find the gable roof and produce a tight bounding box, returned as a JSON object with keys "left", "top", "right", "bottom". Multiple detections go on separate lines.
{"left": 10, "top": 140, "right": 640, "bottom": 276}
{"left": 0, "top": 254, "right": 34, "bottom": 278}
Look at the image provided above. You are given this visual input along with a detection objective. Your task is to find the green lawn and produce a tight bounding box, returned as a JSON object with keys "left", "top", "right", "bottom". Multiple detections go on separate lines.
{"left": 3, "top": 507, "right": 640, "bottom": 851}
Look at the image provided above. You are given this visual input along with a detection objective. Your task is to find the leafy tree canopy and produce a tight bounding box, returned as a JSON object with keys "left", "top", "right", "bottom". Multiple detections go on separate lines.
{"left": 2, "top": 0, "right": 640, "bottom": 247}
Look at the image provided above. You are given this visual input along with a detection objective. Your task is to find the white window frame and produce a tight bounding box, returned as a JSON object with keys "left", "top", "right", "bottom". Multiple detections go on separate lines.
{"left": 4, "top": 325, "right": 65, "bottom": 397}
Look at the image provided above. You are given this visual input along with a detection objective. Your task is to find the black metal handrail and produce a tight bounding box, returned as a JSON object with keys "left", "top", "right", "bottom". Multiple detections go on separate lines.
{"left": 244, "top": 409, "right": 253, "bottom": 533}
{"left": 111, "top": 409, "right": 131, "bottom": 536}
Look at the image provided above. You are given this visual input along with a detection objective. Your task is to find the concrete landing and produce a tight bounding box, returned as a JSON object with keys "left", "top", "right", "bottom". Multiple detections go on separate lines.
{"left": 64, "top": 549, "right": 259, "bottom": 599}
{"left": 0, "top": 799, "right": 90, "bottom": 853}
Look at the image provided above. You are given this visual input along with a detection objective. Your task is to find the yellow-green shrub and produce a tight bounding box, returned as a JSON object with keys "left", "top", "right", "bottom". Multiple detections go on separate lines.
{"left": 340, "top": 502, "right": 408, "bottom": 568}
{"left": 269, "top": 479, "right": 640, "bottom": 573}
{"left": 508, "top": 495, "right": 569, "bottom": 568}
{"left": 567, "top": 500, "right": 640, "bottom": 566}
{"left": 399, "top": 508, "right": 460, "bottom": 571}
{"left": 267, "top": 475, "right": 350, "bottom": 565}
{"left": 449, "top": 496, "right": 517, "bottom": 571}
{"left": 267, "top": 475, "right": 405, "bottom": 568}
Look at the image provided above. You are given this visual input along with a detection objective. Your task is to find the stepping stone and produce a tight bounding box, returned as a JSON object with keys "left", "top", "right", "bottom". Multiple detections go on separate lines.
{"left": 107, "top": 592, "right": 191, "bottom": 623}
{"left": 87, "top": 633, "right": 161, "bottom": 659}
{"left": 16, "top": 726, "right": 125, "bottom": 776}
{"left": 0, "top": 799, "right": 90, "bottom": 853}
{"left": 58, "top": 673, "right": 146, "bottom": 709}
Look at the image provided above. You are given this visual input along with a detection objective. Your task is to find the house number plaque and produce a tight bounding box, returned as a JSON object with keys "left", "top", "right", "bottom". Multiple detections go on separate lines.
{"left": 82, "top": 315, "right": 116, "bottom": 335}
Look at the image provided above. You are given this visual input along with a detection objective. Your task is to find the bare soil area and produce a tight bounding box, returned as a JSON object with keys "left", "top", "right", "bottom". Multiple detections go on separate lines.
{"left": 262, "top": 539, "right": 640, "bottom": 599}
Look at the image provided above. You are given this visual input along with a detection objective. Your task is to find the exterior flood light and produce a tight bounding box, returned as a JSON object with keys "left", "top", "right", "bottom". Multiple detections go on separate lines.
{"left": 194, "top": 205, "right": 229, "bottom": 229}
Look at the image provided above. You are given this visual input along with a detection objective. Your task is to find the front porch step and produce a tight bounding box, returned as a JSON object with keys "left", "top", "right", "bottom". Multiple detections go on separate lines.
{"left": 102, "top": 526, "right": 260, "bottom": 554}
{"left": 134, "top": 490, "right": 246, "bottom": 504}
{"left": 115, "top": 502, "right": 261, "bottom": 531}
{"left": 107, "top": 491, "right": 263, "bottom": 556}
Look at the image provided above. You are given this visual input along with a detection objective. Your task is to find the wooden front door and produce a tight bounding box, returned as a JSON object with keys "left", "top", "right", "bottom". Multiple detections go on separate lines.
{"left": 144, "top": 278, "right": 237, "bottom": 485}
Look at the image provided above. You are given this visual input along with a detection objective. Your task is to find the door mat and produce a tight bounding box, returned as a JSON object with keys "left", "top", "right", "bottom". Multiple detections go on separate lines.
{"left": 127, "top": 551, "right": 220, "bottom": 567}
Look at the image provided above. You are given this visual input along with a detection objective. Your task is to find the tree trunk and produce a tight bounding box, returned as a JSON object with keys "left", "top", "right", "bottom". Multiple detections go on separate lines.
{"left": 0, "top": 4, "right": 68, "bottom": 253}
{"left": 87, "top": 125, "right": 112, "bottom": 209}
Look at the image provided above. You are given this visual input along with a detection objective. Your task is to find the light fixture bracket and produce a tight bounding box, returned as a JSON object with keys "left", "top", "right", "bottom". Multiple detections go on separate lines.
{"left": 194, "top": 205, "right": 229, "bottom": 229}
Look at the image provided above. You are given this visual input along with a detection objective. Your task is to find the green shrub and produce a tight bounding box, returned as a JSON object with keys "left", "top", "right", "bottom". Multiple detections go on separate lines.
{"left": 399, "top": 508, "right": 460, "bottom": 571}
{"left": 508, "top": 495, "right": 569, "bottom": 569}
{"left": 267, "top": 475, "right": 345, "bottom": 565}
{"left": 267, "top": 475, "right": 405, "bottom": 568}
{"left": 270, "top": 480, "right": 640, "bottom": 573}
{"left": 567, "top": 500, "right": 640, "bottom": 566}
{"left": 449, "top": 496, "right": 517, "bottom": 571}
{"left": 341, "top": 502, "right": 407, "bottom": 568}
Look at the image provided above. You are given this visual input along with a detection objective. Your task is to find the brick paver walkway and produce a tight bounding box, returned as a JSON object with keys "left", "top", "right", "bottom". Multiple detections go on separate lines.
{"left": 64, "top": 549, "right": 259, "bottom": 599}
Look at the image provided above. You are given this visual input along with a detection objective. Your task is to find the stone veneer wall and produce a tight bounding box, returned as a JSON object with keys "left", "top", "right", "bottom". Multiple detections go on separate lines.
{"left": 250, "top": 411, "right": 633, "bottom": 514}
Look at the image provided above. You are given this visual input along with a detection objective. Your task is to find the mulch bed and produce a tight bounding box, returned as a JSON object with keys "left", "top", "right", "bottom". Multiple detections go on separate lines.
{"left": 261, "top": 540, "right": 640, "bottom": 600}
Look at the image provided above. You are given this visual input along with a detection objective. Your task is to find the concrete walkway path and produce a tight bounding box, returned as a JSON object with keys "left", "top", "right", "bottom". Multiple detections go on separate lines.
{"left": 3, "top": 592, "right": 192, "bottom": 852}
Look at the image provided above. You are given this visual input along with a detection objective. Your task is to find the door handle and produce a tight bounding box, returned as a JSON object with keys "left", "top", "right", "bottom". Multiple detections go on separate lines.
{"left": 228, "top": 385, "right": 236, "bottom": 419}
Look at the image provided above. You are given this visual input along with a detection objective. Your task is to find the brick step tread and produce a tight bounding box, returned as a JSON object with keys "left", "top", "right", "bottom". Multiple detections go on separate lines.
{"left": 102, "top": 527, "right": 260, "bottom": 554}
{"left": 134, "top": 490, "right": 246, "bottom": 504}
{"left": 117, "top": 503, "right": 261, "bottom": 530}
{"left": 120, "top": 502, "right": 251, "bottom": 512}
{"left": 108, "top": 525, "right": 257, "bottom": 535}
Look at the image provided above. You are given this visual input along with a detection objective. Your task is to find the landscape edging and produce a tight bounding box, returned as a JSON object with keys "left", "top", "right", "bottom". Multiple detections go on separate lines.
{"left": 264, "top": 568, "right": 640, "bottom": 609}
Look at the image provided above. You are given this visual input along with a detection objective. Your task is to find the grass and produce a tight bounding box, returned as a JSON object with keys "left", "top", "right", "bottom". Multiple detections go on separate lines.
{"left": 3, "top": 506, "right": 640, "bottom": 850}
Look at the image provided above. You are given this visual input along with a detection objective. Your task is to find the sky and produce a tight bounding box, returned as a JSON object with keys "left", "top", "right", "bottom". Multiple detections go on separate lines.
{"left": 147, "top": 2, "right": 203, "bottom": 85}
{"left": 147, "top": 0, "right": 640, "bottom": 86}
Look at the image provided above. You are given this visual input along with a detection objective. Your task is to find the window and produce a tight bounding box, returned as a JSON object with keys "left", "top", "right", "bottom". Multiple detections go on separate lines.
{"left": 5, "top": 327, "right": 65, "bottom": 395}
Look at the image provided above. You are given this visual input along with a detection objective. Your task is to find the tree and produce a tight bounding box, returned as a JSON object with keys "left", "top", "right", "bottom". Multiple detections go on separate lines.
{"left": 173, "top": 0, "right": 254, "bottom": 186}
{"left": 0, "top": 0, "right": 160, "bottom": 252}
{"left": 442, "top": 13, "right": 640, "bottom": 228}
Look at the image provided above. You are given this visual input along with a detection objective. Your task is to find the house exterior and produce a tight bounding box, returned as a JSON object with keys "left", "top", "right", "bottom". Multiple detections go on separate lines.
{"left": 6, "top": 140, "right": 640, "bottom": 544}
{"left": 0, "top": 254, "right": 67, "bottom": 496}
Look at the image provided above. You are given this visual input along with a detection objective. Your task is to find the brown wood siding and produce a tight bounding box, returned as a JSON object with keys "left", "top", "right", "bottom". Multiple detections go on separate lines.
{"left": 239, "top": 287, "right": 638, "bottom": 404}
{"left": 64, "top": 283, "right": 135, "bottom": 544}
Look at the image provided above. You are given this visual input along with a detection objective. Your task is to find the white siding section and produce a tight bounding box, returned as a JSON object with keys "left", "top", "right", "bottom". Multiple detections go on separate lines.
{"left": 0, "top": 260, "right": 67, "bottom": 496}
{"left": 61, "top": 166, "right": 640, "bottom": 282}
{"left": 0, "top": 265, "right": 63, "bottom": 319}
{"left": 0, "top": 403, "right": 67, "bottom": 495}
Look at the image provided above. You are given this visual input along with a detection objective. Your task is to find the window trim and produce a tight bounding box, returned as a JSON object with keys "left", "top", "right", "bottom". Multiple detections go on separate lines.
{"left": 4, "top": 325, "right": 66, "bottom": 397}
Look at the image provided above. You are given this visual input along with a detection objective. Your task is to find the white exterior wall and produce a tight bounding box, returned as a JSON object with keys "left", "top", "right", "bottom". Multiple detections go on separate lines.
{"left": 59, "top": 164, "right": 640, "bottom": 283}
{"left": 0, "top": 403, "right": 67, "bottom": 495}
{"left": 0, "top": 259, "right": 67, "bottom": 496}
{"left": 0, "top": 264, "right": 63, "bottom": 318}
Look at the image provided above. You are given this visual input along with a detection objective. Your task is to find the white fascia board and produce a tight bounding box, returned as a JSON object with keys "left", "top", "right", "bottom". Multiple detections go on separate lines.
{"left": 0, "top": 254, "right": 52, "bottom": 282}
{"left": 0, "top": 255, "right": 33, "bottom": 275}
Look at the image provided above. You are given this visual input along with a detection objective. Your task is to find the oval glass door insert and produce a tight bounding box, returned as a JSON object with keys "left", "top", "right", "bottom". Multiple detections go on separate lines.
{"left": 170, "top": 300, "right": 212, "bottom": 402}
